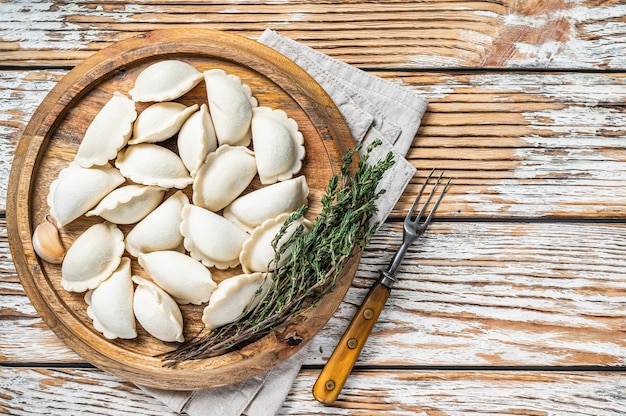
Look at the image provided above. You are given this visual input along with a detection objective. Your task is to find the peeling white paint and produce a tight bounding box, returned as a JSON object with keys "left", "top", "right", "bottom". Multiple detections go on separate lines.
{"left": 501, "top": 4, "right": 626, "bottom": 69}
{"left": 0, "top": 2, "right": 155, "bottom": 50}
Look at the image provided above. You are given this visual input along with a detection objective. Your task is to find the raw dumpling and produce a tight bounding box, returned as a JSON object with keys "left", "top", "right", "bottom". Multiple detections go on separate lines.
{"left": 125, "top": 190, "right": 189, "bottom": 257}
{"left": 138, "top": 251, "right": 216, "bottom": 305}
{"left": 240, "top": 213, "right": 312, "bottom": 274}
{"left": 204, "top": 69, "right": 258, "bottom": 147}
{"left": 202, "top": 272, "right": 271, "bottom": 330}
{"left": 129, "top": 102, "right": 198, "bottom": 145}
{"left": 192, "top": 145, "right": 257, "bottom": 211}
{"left": 75, "top": 92, "right": 137, "bottom": 168}
{"left": 86, "top": 184, "right": 166, "bottom": 225}
{"left": 47, "top": 162, "right": 125, "bottom": 228}
{"left": 223, "top": 176, "right": 309, "bottom": 232}
{"left": 177, "top": 104, "right": 217, "bottom": 177}
{"left": 251, "top": 106, "right": 305, "bottom": 184}
{"left": 85, "top": 257, "right": 136, "bottom": 340}
{"left": 61, "top": 222, "right": 125, "bottom": 292}
{"left": 132, "top": 275, "right": 184, "bottom": 343}
{"left": 180, "top": 204, "right": 249, "bottom": 269}
{"left": 115, "top": 143, "right": 193, "bottom": 189}
{"left": 129, "top": 59, "right": 203, "bottom": 102}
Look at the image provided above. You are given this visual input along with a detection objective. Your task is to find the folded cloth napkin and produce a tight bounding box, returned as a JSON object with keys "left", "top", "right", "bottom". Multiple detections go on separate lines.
{"left": 139, "top": 29, "right": 427, "bottom": 415}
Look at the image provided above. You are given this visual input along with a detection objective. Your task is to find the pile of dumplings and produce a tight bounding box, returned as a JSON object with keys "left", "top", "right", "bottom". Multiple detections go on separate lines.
{"left": 34, "top": 59, "right": 310, "bottom": 344}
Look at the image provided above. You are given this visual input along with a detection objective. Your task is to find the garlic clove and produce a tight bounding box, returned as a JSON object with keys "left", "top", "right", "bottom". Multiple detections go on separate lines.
{"left": 32, "top": 216, "right": 66, "bottom": 264}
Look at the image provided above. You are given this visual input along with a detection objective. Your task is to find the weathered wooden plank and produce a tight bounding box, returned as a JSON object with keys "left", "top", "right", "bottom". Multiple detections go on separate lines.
{"left": 1, "top": 1, "right": 626, "bottom": 70}
{"left": 3, "top": 69, "right": 626, "bottom": 217}
{"left": 4, "top": 221, "right": 626, "bottom": 366}
{"left": 1, "top": 366, "right": 625, "bottom": 415}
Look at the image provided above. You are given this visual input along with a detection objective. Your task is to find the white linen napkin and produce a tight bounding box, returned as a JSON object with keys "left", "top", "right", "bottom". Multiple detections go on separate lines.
{"left": 139, "top": 29, "right": 427, "bottom": 415}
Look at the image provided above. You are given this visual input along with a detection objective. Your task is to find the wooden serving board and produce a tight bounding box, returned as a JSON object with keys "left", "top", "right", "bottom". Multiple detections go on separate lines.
{"left": 6, "top": 29, "right": 357, "bottom": 390}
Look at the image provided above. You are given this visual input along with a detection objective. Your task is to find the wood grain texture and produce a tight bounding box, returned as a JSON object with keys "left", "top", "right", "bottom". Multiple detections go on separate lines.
{"left": 4, "top": 70, "right": 626, "bottom": 218}
{"left": 3, "top": 1, "right": 626, "bottom": 414}
{"left": 2, "top": 1, "right": 626, "bottom": 70}
{"left": 2, "top": 367, "right": 626, "bottom": 415}
{"left": 4, "top": 221, "right": 626, "bottom": 367}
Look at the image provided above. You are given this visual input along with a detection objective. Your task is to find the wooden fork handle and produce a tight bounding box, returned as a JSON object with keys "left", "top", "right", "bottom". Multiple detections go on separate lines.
{"left": 312, "top": 281, "right": 391, "bottom": 403}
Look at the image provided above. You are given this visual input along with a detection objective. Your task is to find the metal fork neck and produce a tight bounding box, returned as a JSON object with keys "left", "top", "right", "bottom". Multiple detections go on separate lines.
{"left": 378, "top": 238, "right": 414, "bottom": 288}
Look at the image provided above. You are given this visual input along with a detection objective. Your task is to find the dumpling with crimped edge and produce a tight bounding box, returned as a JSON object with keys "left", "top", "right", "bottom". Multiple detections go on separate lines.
{"left": 86, "top": 184, "right": 166, "bottom": 225}
{"left": 47, "top": 162, "right": 125, "bottom": 228}
{"left": 180, "top": 204, "right": 249, "bottom": 270}
{"left": 61, "top": 222, "right": 125, "bottom": 293}
{"left": 138, "top": 251, "right": 217, "bottom": 305}
{"left": 125, "top": 191, "right": 189, "bottom": 258}
{"left": 115, "top": 143, "right": 193, "bottom": 189}
{"left": 75, "top": 92, "right": 137, "bottom": 168}
{"left": 223, "top": 176, "right": 309, "bottom": 233}
{"left": 202, "top": 272, "right": 272, "bottom": 331}
{"left": 192, "top": 145, "right": 257, "bottom": 212}
{"left": 85, "top": 257, "right": 136, "bottom": 340}
{"left": 204, "top": 68, "right": 258, "bottom": 147}
{"left": 240, "top": 213, "right": 312, "bottom": 274}
{"left": 251, "top": 106, "right": 305, "bottom": 185}
{"left": 177, "top": 104, "right": 217, "bottom": 177}
{"left": 129, "top": 59, "right": 203, "bottom": 102}
{"left": 132, "top": 275, "right": 184, "bottom": 343}
{"left": 129, "top": 102, "right": 198, "bottom": 145}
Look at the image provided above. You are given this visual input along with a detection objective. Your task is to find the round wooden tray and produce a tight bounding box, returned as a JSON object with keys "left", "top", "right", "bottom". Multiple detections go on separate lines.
{"left": 6, "top": 29, "right": 358, "bottom": 390}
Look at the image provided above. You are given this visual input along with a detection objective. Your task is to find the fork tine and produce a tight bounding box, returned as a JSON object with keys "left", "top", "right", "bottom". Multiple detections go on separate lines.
{"left": 421, "top": 176, "right": 451, "bottom": 226}
{"left": 408, "top": 169, "right": 448, "bottom": 223}
{"left": 407, "top": 168, "right": 435, "bottom": 221}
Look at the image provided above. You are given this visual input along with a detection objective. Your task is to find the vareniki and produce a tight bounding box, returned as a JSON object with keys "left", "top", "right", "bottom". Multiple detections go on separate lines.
{"left": 37, "top": 60, "right": 309, "bottom": 346}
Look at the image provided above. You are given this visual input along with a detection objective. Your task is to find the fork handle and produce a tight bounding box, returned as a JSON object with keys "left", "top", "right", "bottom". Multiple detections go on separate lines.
{"left": 312, "top": 281, "right": 391, "bottom": 403}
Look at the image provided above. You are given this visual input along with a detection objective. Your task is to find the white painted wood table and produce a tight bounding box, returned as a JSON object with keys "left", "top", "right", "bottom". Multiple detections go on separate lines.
{"left": 2, "top": 1, "right": 626, "bottom": 414}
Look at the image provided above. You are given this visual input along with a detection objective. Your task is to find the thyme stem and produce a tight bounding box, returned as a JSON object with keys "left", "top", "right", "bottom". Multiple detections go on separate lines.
{"left": 163, "top": 140, "right": 394, "bottom": 365}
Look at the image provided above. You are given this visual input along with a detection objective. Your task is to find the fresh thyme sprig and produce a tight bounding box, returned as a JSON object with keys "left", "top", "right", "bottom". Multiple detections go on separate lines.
{"left": 163, "top": 139, "right": 394, "bottom": 365}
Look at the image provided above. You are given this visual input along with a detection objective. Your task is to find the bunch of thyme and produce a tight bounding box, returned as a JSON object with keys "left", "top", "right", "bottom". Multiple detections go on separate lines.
{"left": 163, "top": 140, "right": 394, "bottom": 365}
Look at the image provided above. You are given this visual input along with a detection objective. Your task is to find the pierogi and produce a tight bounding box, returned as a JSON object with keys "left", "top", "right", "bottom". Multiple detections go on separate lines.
{"left": 61, "top": 222, "right": 125, "bottom": 293}
{"left": 47, "top": 162, "right": 125, "bottom": 228}
{"left": 125, "top": 191, "right": 189, "bottom": 257}
{"left": 129, "top": 59, "right": 203, "bottom": 102}
{"left": 177, "top": 104, "right": 218, "bottom": 177}
{"left": 251, "top": 106, "right": 305, "bottom": 184}
{"left": 39, "top": 60, "right": 312, "bottom": 346}
{"left": 85, "top": 258, "right": 137, "bottom": 340}
{"left": 192, "top": 145, "right": 257, "bottom": 211}
{"left": 130, "top": 102, "right": 198, "bottom": 145}
{"left": 86, "top": 184, "right": 166, "bottom": 225}
{"left": 75, "top": 92, "right": 137, "bottom": 168}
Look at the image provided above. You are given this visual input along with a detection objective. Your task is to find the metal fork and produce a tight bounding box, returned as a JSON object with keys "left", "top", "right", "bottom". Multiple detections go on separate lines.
{"left": 313, "top": 169, "right": 451, "bottom": 404}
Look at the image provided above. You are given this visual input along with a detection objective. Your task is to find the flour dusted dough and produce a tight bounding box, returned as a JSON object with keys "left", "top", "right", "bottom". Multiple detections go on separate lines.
{"left": 125, "top": 191, "right": 189, "bottom": 257}
{"left": 47, "top": 162, "right": 125, "bottom": 228}
{"left": 85, "top": 258, "right": 137, "bottom": 340}
{"left": 192, "top": 145, "right": 257, "bottom": 211}
{"left": 115, "top": 143, "right": 193, "bottom": 189}
{"left": 86, "top": 184, "right": 166, "bottom": 225}
{"left": 129, "top": 102, "right": 198, "bottom": 145}
{"left": 177, "top": 104, "right": 217, "bottom": 177}
{"left": 239, "top": 213, "right": 312, "bottom": 274}
{"left": 132, "top": 275, "right": 184, "bottom": 343}
{"left": 202, "top": 272, "right": 272, "bottom": 331}
{"left": 75, "top": 92, "right": 137, "bottom": 168}
{"left": 251, "top": 106, "right": 305, "bottom": 184}
{"left": 138, "top": 251, "right": 216, "bottom": 305}
{"left": 129, "top": 59, "right": 203, "bottom": 102}
{"left": 203, "top": 69, "right": 258, "bottom": 147}
{"left": 223, "top": 176, "right": 309, "bottom": 232}
{"left": 180, "top": 204, "right": 249, "bottom": 269}
{"left": 61, "top": 222, "right": 125, "bottom": 293}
